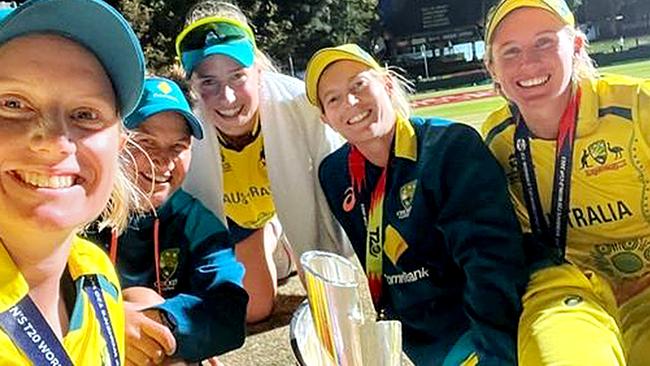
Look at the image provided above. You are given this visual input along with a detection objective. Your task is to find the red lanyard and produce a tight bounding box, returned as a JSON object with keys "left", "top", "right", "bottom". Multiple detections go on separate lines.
{"left": 348, "top": 146, "right": 387, "bottom": 307}
{"left": 109, "top": 218, "right": 162, "bottom": 295}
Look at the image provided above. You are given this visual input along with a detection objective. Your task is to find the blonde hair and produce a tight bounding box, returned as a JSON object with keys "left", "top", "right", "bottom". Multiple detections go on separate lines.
{"left": 385, "top": 67, "right": 414, "bottom": 118}
{"left": 86, "top": 130, "right": 149, "bottom": 234}
{"left": 566, "top": 27, "right": 599, "bottom": 81}
{"left": 183, "top": 0, "right": 277, "bottom": 74}
{"left": 362, "top": 66, "right": 414, "bottom": 119}
{"left": 483, "top": 5, "right": 598, "bottom": 84}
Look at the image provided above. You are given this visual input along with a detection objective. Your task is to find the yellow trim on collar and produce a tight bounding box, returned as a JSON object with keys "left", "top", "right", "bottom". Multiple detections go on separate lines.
{"left": 0, "top": 243, "right": 28, "bottom": 312}
{"left": 575, "top": 77, "right": 598, "bottom": 138}
{"left": 0, "top": 235, "right": 117, "bottom": 312}
{"left": 394, "top": 116, "right": 417, "bottom": 161}
{"left": 67, "top": 236, "right": 119, "bottom": 283}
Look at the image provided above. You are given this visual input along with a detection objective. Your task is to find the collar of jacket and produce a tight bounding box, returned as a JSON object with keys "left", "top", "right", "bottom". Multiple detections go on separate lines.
{"left": 394, "top": 115, "right": 417, "bottom": 162}
{"left": 574, "top": 77, "right": 599, "bottom": 138}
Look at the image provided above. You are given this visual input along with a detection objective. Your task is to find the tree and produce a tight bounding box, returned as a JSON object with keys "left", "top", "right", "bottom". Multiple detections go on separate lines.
{"left": 236, "top": 0, "right": 378, "bottom": 71}
{"left": 118, "top": 0, "right": 195, "bottom": 77}
{"left": 117, "top": 0, "right": 378, "bottom": 75}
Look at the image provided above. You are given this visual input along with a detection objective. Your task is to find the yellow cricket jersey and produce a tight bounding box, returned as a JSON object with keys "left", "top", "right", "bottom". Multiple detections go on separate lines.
{"left": 483, "top": 74, "right": 650, "bottom": 289}
{"left": 0, "top": 236, "right": 125, "bottom": 365}
{"left": 220, "top": 121, "right": 276, "bottom": 229}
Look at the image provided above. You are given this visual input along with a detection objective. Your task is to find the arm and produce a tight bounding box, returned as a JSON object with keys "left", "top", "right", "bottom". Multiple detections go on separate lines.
{"left": 122, "top": 288, "right": 176, "bottom": 366}
{"left": 153, "top": 204, "right": 248, "bottom": 362}
{"left": 428, "top": 124, "right": 527, "bottom": 365}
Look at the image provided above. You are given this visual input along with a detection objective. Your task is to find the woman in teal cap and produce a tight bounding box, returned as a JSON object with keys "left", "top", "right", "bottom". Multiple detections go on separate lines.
{"left": 0, "top": 0, "right": 144, "bottom": 364}
{"left": 482, "top": 0, "right": 650, "bottom": 364}
{"left": 306, "top": 43, "right": 527, "bottom": 366}
{"left": 87, "top": 76, "right": 248, "bottom": 365}
{"left": 176, "top": 0, "right": 349, "bottom": 323}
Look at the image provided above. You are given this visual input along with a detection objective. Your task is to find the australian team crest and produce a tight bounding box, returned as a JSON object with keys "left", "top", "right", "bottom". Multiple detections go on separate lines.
{"left": 580, "top": 139, "right": 626, "bottom": 176}
{"left": 160, "top": 248, "right": 180, "bottom": 281}
{"left": 587, "top": 139, "right": 608, "bottom": 165}
{"left": 397, "top": 180, "right": 417, "bottom": 219}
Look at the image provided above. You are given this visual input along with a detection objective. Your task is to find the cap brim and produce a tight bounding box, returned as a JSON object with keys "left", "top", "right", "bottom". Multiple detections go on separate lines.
{"left": 174, "top": 109, "right": 204, "bottom": 140}
{"left": 0, "top": 8, "right": 13, "bottom": 19}
{"left": 0, "top": 0, "right": 145, "bottom": 118}
{"left": 485, "top": 0, "right": 575, "bottom": 43}
{"left": 305, "top": 48, "right": 380, "bottom": 107}
{"left": 126, "top": 105, "right": 205, "bottom": 140}
{"left": 181, "top": 38, "right": 255, "bottom": 75}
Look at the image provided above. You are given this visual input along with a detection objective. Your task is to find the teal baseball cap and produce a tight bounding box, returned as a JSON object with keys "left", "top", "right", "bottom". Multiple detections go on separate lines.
{"left": 176, "top": 16, "right": 256, "bottom": 76}
{"left": 0, "top": 0, "right": 145, "bottom": 118}
{"left": 125, "top": 77, "right": 204, "bottom": 140}
{"left": 0, "top": 5, "right": 14, "bottom": 20}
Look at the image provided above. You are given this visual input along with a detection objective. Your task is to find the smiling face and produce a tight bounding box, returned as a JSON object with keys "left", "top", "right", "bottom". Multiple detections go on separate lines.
{"left": 129, "top": 112, "right": 192, "bottom": 208}
{"left": 487, "top": 7, "right": 577, "bottom": 112}
{"left": 318, "top": 60, "right": 396, "bottom": 147}
{"left": 190, "top": 54, "right": 260, "bottom": 137}
{"left": 0, "top": 34, "right": 122, "bottom": 234}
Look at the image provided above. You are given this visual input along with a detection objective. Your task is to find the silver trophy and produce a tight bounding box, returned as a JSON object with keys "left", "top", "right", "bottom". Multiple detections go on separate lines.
{"left": 293, "top": 250, "right": 404, "bottom": 366}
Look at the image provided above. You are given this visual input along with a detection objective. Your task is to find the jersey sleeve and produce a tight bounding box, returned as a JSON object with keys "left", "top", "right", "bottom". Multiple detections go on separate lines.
{"left": 153, "top": 200, "right": 248, "bottom": 361}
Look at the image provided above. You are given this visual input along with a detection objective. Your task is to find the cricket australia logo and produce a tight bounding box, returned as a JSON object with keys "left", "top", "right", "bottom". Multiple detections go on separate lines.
{"left": 159, "top": 248, "right": 180, "bottom": 291}
{"left": 152, "top": 81, "right": 179, "bottom": 102}
{"left": 397, "top": 180, "right": 416, "bottom": 219}
{"left": 158, "top": 81, "right": 172, "bottom": 94}
{"left": 580, "top": 139, "right": 626, "bottom": 176}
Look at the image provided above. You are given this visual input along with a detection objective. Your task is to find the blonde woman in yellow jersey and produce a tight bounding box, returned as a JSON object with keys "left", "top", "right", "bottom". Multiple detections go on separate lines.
{"left": 482, "top": 0, "right": 650, "bottom": 364}
{"left": 0, "top": 0, "right": 145, "bottom": 364}
{"left": 177, "top": 1, "right": 347, "bottom": 323}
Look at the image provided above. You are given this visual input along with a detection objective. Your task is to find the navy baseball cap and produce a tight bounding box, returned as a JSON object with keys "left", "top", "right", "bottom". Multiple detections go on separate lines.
{"left": 0, "top": 0, "right": 145, "bottom": 118}
{"left": 125, "top": 77, "right": 204, "bottom": 140}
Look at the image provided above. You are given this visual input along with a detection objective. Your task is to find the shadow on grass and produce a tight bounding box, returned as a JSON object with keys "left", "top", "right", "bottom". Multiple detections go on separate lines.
{"left": 247, "top": 293, "right": 307, "bottom": 336}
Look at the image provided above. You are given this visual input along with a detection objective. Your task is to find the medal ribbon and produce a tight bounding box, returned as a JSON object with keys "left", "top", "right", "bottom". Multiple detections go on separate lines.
{"left": 0, "top": 275, "right": 122, "bottom": 366}
{"left": 513, "top": 88, "right": 581, "bottom": 261}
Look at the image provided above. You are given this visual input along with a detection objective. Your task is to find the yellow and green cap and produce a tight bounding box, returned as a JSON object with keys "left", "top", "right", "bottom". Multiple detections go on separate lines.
{"left": 485, "top": 0, "right": 575, "bottom": 43}
{"left": 175, "top": 16, "right": 257, "bottom": 76}
{"left": 305, "top": 43, "right": 382, "bottom": 107}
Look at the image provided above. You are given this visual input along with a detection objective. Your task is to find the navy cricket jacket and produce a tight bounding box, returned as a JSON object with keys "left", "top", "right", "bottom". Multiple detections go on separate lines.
{"left": 87, "top": 189, "right": 248, "bottom": 362}
{"left": 318, "top": 117, "right": 527, "bottom": 365}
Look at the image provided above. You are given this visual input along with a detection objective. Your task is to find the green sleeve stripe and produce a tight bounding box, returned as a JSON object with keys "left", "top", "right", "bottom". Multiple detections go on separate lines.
{"left": 485, "top": 117, "right": 514, "bottom": 146}
{"left": 598, "top": 106, "right": 632, "bottom": 121}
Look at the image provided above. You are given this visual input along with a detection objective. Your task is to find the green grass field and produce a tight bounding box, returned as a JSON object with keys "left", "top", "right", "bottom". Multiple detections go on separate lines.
{"left": 413, "top": 59, "right": 650, "bottom": 131}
